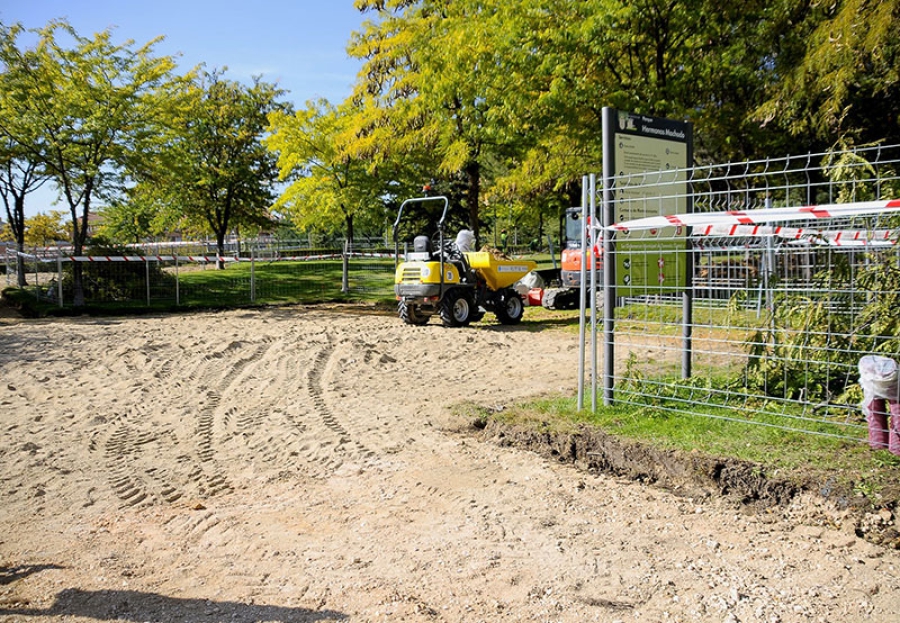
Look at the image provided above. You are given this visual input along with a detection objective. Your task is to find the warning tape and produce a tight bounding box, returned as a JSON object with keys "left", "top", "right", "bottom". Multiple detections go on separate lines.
{"left": 14, "top": 254, "right": 238, "bottom": 263}
{"left": 693, "top": 224, "right": 897, "bottom": 247}
{"left": 14, "top": 251, "right": 398, "bottom": 263}
{"left": 607, "top": 198, "right": 900, "bottom": 232}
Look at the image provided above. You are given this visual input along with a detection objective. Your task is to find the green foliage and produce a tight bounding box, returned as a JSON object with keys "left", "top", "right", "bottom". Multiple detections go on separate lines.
{"left": 0, "top": 19, "right": 180, "bottom": 304}
{"left": 740, "top": 146, "right": 900, "bottom": 403}
{"left": 23, "top": 211, "right": 68, "bottom": 245}
{"left": 5, "top": 1, "right": 900, "bottom": 282}
{"left": 0, "top": 20, "right": 178, "bottom": 251}
{"left": 743, "top": 246, "right": 900, "bottom": 403}
{"left": 144, "top": 70, "right": 288, "bottom": 264}
{"left": 266, "top": 99, "right": 395, "bottom": 243}
{"left": 756, "top": 0, "right": 900, "bottom": 145}
{"left": 60, "top": 237, "right": 176, "bottom": 303}
{"left": 348, "top": 1, "right": 497, "bottom": 239}
{"left": 343, "top": 0, "right": 834, "bottom": 245}
{"left": 0, "top": 210, "right": 67, "bottom": 246}
{"left": 98, "top": 195, "right": 164, "bottom": 245}
{"left": 856, "top": 249, "right": 900, "bottom": 358}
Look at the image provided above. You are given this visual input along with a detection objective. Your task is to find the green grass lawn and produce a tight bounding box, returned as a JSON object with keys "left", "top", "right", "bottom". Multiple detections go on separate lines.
{"left": 175, "top": 259, "right": 397, "bottom": 307}
{"left": 2, "top": 259, "right": 398, "bottom": 315}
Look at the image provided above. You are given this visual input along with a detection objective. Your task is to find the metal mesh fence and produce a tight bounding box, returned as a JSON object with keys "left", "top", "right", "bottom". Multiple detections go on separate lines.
{"left": 588, "top": 144, "right": 900, "bottom": 444}
{"left": 3, "top": 244, "right": 397, "bottom": 310}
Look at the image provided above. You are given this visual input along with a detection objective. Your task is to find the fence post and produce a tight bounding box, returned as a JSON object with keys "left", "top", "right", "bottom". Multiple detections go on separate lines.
{"left": 682, "top": 167, "right": 695, "bottom": 381}
{"left": 577, "top": 176, "right": 589, "bottom": 411}
{"left": 589, "top": 173, "right": 599, "bottom": 412}
{"left": 146, "top": 260, "right": 151, "bottom": 307}
{"left": 250, "top": 247, "right": 256, "bottom": 303}
{"left": 57, "top": 254, "right": 63, "bottom": 308}
{"left": 342, "top": 240, "right": 350, "bottom": 294}
{"left": 601, "top": 108, "right": 617, "bottom": 407}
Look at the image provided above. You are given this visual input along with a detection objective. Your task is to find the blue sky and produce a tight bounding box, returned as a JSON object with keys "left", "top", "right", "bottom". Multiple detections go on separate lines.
{"left": 1, "top": 0, "right": 366, "bottom": 104}
{"left": 0, "top": 1, "right": 368, "bottom": 215}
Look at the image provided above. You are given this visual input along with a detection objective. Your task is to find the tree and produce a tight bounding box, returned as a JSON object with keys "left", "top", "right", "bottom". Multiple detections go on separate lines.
{"left": 97, "top": 190, "right": 167, "bottom": 245}
{"left": 756, "top": 0, "right": 900, "bottom": 146}
{"left": 153, "top": 70, "right": 288, "bottom": 268}
{"left": 22, "top": 211, "right": 67, "bottom": 246}
{"left": 475, "top": 0, "right": 790, "bottom": 190}
{"left": 0, "top": 23, "right": 51, "bottom": 286}
{"left": 349, "top": 0, "right": 518, "bottom": 243}
{"left": 346, "top": 0, "right": 794, "bottom": 246}
{"left": 0, "top": 19, "right": 178, "bottom": 305}
{"left": 2, "top": 210, "right": 68, "bottom": 246}
{"left": 266, "top": 99, "right": 392, "bottom": 247}
{"left": 0, "top": 136, "right": 50, "bottom": 286}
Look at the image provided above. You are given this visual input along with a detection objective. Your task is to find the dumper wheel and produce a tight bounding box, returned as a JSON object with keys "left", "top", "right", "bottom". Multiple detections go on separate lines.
{"left": 495, "top": 288, "right": 525, "bottom": 325}
{"left": 439, "top": 289, "right": 473, "bottom": 327}
{"left": 399, "top": 300, "right": 430, "bottom": 325}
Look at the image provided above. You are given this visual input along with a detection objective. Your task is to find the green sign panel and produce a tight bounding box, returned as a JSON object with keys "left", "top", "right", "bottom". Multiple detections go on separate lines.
{"left": 615, "top": 238, "right": 687, "bottom": 293}
{"left": 605, "top": 110, "right": 692, "bottom": 295}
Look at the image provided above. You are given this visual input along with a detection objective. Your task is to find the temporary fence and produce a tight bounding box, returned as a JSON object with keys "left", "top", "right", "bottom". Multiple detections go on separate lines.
{"left": 578, "top": 143, "right": 900, "bottom": 447}
{"left": 4, "top": 243, "right": 398, "bottom": 309}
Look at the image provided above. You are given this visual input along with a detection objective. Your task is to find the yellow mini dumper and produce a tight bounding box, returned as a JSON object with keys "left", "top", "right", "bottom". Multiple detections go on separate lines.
{"left": 393, "top": 196, "right": 536, "bottom": 327}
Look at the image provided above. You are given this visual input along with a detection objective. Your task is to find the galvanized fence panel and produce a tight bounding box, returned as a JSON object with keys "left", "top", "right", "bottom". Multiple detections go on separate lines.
{"left": 9, "top": 245, "right": 397, "bottom": 310}
{"left": 589, "top": 144, "right": 900, "bottom": 446}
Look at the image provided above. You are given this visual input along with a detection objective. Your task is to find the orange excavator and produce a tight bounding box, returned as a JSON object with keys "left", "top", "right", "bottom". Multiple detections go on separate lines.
{"left": 540, "top": 207, "right": 603, "bottom": 310}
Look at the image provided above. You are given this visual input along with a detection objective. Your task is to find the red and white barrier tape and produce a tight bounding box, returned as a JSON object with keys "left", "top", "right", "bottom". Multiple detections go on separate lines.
{"left": 15, "top": 251, "right": 397, "bottom": 263}
{"left": 693, "top": 224, "right": 897, "bottom": 247}
{"left": 607, "top": 198, "right": 900, "bottom": 232}
{"left": 61, "top": 255, "right": 236, "bottom": 263}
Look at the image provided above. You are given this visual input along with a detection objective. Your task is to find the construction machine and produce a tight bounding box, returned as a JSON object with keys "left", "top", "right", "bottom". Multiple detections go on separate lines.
{"left": 540, "top": 206, "right": 603, "bottom": 310}
{"left": 393, "top": 196, "right": 536, "bottom": 327}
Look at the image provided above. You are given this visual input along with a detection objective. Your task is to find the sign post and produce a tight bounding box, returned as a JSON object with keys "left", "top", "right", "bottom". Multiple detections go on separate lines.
{"left": 600, "top": 108, "right": 693, "bottom": 406}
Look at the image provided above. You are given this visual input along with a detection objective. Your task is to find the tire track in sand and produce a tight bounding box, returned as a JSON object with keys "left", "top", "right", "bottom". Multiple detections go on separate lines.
{"left": 299, "top": 334, "right": 378, "bottom": 476}
{"left": 98, "top": 339, "right": 273, "bottom": 507}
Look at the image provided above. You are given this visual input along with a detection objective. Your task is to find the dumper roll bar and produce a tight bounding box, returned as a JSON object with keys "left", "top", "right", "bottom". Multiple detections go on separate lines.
{"left": 392, "top": 195, "right": 450, "bottom": 266}
{"left": 392, "top": 195, "right": 451, "bottom": 297}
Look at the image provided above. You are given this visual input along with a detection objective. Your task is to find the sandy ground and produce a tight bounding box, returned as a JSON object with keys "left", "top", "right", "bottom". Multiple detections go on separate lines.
{"left": 0, "top": 307, "right": 898, "bottom": 623}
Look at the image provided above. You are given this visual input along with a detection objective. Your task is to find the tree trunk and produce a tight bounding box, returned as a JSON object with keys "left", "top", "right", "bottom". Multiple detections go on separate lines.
{"left": 537, "top": 211, "right": 544, "bottom": 251}
{"left": 69, "top": 183, "right": 93, "bottom": 307}
{"left": 72, "top": 216, "right": 86, "bottom": 308}
{"left": 15, "top": 241, "right": 26, "bottom": 287}
{"left": 6, "top": 194, "right": 28, "bottom": 287}
{"left": 216, "top": 231, "right": 227, "bottom": 270}
{"left": 344, "top": 208, "right": 354, "bottom": 253}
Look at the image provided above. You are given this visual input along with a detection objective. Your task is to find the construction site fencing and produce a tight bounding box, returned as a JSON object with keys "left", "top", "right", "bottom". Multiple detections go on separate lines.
{"left": 3, "top": 242, "right": 397, "bottom": 309}
{"left": 577, "top": 143, "right": 900, "bottom": 447}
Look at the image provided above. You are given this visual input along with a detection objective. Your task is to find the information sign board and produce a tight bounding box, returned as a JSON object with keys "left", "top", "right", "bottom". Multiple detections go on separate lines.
{"left": 604, "top": 110, "right": 692, "bottom": 294}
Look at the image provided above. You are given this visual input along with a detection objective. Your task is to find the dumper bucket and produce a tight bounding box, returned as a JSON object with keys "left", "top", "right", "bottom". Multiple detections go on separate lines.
{"left": 464, "top": 252, "right": 537, "bottom": 291}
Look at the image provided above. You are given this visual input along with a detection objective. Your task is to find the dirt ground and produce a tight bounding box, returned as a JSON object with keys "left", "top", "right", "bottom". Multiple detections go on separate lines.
{"left": 1, "top": 307, "right": 899, "bottom": 622}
